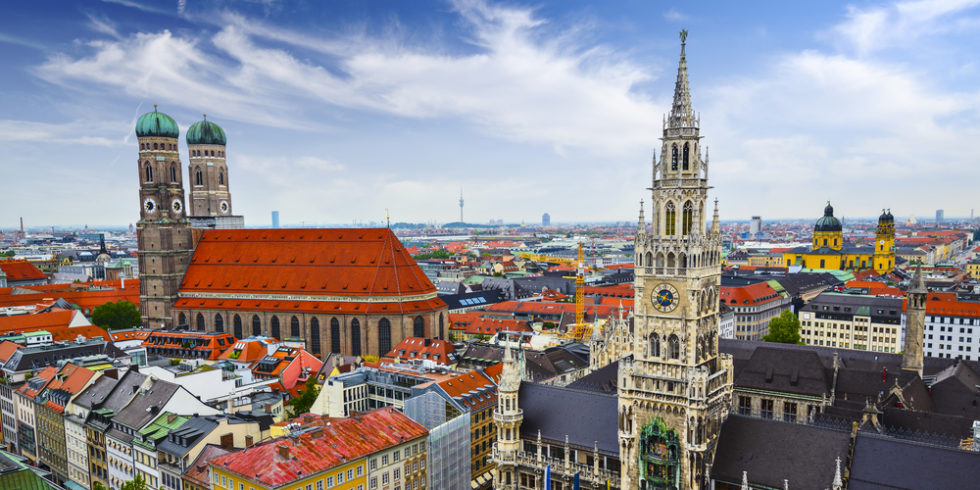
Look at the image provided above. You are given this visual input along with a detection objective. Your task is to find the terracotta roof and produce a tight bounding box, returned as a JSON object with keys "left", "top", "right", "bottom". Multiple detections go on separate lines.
{"left": 142, "top": 331, "right": 237, "bottom": 360}
{"left": 211, "top": 407, "right": 427, "bottom": 488}
{"left": 583, "top": 284, "right": 634, "bottom": 299}
{"left": 449, "top": 312, "right": 532, "bottom": 336}
{"left": 219, "top": 339, "right": 271, "bottom": 364}
{"left": 382, "top": 337, "right": 456, "bottom": 365}
{"left": 0, "top": 340, "right": 22, "bottom": 362}
{"left": 109, "top": 329, "right": 152, "bottom": 342}
{"left": 178, "top": 229, "right": 444, "bottom": 314}
{"left": 927, "top": 296, "right": 980, "bottom": 318}
{"left": 16, "top": 366, "right": 58, "bottom": 399}
{"left": 0, "top": 309, "right": 74, "bottom": 333}
{"left": 0, "top": 279, "right": 139, "bottom": 312}
{"left": 174, "top": 297, "right": 445, "bottom": 315}
{"left": 720, "top": 282, "right": 784, "bottom": 306}
{"left": 437, "top": 367, "right": 498, "bottom": 412}
{"left": 41, "top": 363, "right": 95, "bottom": 412}
{"left": 0, "top": 260, "right": 45, "bottom": 282}
{"left": 485, "top": 301, "right": 619, "bottom": 318}
{"left": 183, "top": 443, "right": 236, "bottom": 488}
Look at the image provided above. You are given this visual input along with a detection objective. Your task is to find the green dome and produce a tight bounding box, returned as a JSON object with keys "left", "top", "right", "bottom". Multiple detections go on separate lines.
{"left": 186, "top": 117, "right": 227, "bottom": 146}
{"left": 814, "top": 202, "right": 842, "bottom": 232}
{"left": 135, "top": 106, "right": 179, "bottom": 138}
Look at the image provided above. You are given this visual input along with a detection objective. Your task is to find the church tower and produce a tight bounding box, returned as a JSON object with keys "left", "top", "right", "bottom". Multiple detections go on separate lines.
{"left": 619, "top": 31, "right": 732, "bottom": 489}
{"left": 902, "top": 264, "right": 926, "bottom": 375}
{"left": 493, "top": 343, "right": 523, "bottom": 490}
{"left": 873, "top": 209, "right": 895, "bottom": 273}
{"left": 186, "top": 115, "right": 233, "bottom": 217}
{"left": 135, "top": 106, "right": 194, "bottom": 329}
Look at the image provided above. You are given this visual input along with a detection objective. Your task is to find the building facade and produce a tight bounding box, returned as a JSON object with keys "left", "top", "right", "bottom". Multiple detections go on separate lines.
{"left": 799, "top": 293, "right": 904, "bottom": 353}
{"left": 782, "top": 207, "right": 895, "bottom": 274}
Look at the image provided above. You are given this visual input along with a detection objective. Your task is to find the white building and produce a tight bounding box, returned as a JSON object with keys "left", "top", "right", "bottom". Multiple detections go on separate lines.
{"left": 923, "top": 294, "right": 980, "bottom": 361}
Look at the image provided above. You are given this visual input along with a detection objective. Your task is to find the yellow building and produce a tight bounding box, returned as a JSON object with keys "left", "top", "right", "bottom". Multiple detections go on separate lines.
{"left": 783, "top": 203, "right": 895, "bottom": 274}
{"left": 210, "top": 408, "right": 427, "bottom": 490}
{"left": 968, "top": 260, "right": 980, "bottom": 280}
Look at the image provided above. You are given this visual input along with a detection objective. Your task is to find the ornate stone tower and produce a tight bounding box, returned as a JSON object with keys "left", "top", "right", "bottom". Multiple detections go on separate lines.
{"left": 619, "top": 31, "right": 732, "bottom": 490}
{"left": 873, "top": 209, "right": 895, "bottom": 273}
{"left": 186, "top": 115, "right": 233, "bottom": 217}
{"left": 902, "top": 264, "right": 926, "bottom": 375}
{"left": 136, "top": 106, "right": 194, "bottom": 329}
{"left": 493, "top": 344, "right": 523, "bottom": 490}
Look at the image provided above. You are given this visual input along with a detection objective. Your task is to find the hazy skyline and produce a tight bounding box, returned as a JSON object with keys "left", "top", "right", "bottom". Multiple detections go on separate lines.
{"left": 2, "top": 0, "right": 979, "bottom": 228}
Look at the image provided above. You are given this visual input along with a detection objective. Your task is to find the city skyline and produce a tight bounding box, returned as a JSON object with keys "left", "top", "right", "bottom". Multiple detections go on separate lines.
{"left": 2, "top": 0, "right": 980, "bottom": 227}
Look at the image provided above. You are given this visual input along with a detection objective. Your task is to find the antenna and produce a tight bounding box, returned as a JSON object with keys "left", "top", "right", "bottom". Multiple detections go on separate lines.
{"left": 458, "top": 188, "right": 464, "bottom": 223}
{"left": 385, "top": 208, "right": 390, "bottom": 228}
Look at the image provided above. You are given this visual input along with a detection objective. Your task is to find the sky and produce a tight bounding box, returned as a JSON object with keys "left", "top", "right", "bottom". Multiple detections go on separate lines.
{"left": 1, "top": 0, "right": 979, "bottom": 228}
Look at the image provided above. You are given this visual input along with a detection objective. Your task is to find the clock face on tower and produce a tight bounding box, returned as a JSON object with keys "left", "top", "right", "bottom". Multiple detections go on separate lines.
{"left": 171, "top": 199, "right": 183, "bottom": 214}
{"left": 219, "top": 200, "right": 229, "bottom": 214}
{"left": 143, "top": 198, "right": 156, "bottom": 213}
{"left": 652, "top": 283, "right": 679, "bottom": 313}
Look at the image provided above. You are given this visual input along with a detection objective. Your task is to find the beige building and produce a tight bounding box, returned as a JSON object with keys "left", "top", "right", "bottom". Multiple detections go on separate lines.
{"left": 799, "top": 293, "right": 904, "bottom": 353}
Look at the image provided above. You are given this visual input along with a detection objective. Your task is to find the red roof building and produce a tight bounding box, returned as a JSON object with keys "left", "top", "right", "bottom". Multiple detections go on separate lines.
{"left": 0, "top": 279, "right": 139, "bottom": 315}
{"left": 252, "top": 345, "right": 323, "bottom": 397}
{"left": 0, "top": 309, "right": 109, "bottom": 342}
{"left": 381, "top": 337, "right": 457, "bottom": 366}
{"left": 173, "top": 228, "right": 448, "bottom": 357}
{"left": 210, "top": 407, "right": 428, "bottom": 489}
{"left": 0, "top": 260, "right": 46, "bottom": 286}
{"left": 141, "top": 330, "right": 237, "bottom": 360}
{"left": 448, "top": 312, "right": 532, "bottom": 341}
{"left": 720, "top": 282, "right": 792, "bottom": 340}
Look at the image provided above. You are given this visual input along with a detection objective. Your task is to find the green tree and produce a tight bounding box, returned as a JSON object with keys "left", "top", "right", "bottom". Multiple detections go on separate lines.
{"left": 91, "top": 300, "right": 141, "bottom": 330}
{"left": 93, "top": 483, "right": 109, "bottom": 490}
{"left": 117, "top": 475, "right": 151, "bottom": 490}
{"left": 762, "top": 309, "right": 804, "bottom": 344}
{"left": 287, "top": 377, "right": 320, "bottom": 417}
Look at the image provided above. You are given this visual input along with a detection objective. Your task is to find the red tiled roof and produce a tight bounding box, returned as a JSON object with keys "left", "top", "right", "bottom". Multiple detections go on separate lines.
{"left": 449, "top": 312, "right": 532, "bottom": 336}
{"left": 211, "top": 407, "right": 427, "bottom": 488}
{"left": 382, "top": 337, "right": 456, "bottom": 365}
{"left": 219, "top": 339, "right": 271, "bottom": 364}
{"left": 0, "top": 340, "right": 22, "bottom": 362}
{"left": 179, "top": 228, "right": 440, "bottom": 302}
{"left": 584, "top": 284, "right": 634, "bottom": 299}
{"left": 0, "top": 260, "right": 46, "bottom": 282}
{"left": 174, "top": 297, "right": 446, "bottom": 315}
{"left": 844, "top": 281, "right": 905, "bottom": 297}
{"left": 720, "top": 282, "right": 783, "bottom": 306}
{"left": 438, "top": 367, "right": 498, "bottom": 411}
{"left": 41, "top": 363, "right": 95, "bottom": 412}
{"left": 927, "top": 295, "right": 980, "bottom": 318}
{"left": 0, "top": 279, "right": 139, "bottom": 312}
{"left": 142, "top": 331, "right": 237, "bottom": 360}
{"left": 17, "top": 366, "right": 58, "bottom": 399}
{"left": 109, "top": 329, "right": 152, "bottom": 342}
{"left": 0, "top": 309, "right": 110, "bottom": 341}
{"left": 184, "top": 444, "right": 236, "bottom": 488}
{"left": 484, "top": 301, "right": 619, "bottom": 318}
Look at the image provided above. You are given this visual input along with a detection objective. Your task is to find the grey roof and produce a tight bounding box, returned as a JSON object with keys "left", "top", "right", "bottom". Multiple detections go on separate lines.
{"left": 459, "top": 343, "right": 589, "bottom": 382}
{"left": 112, "top": 378, "right": 179, "bottom": 430}
{"left": 566, "top": 360, "right": 619, "bottom": 394}
{"left": 712, "top": 415, "right": 850, "bottom": 489}
{"left": 439, "top": 290, "right": 507, "bottom": 310}
{"left": 1, "top": 340, "right": 114, "bottom": 373}
{"left": 734, "top": 347, "right": 829, "bottom": 397}
{"left": 518, "top": 383, "right": 619, "bottom": 456}
{"left": 156, "top": 416, "right": 220, "bottom": 457}
{"left": 73, "top": 370, "right": 123, "bottom": 410}
{"left": 848, "top": 432, "right": 980, "bottom": 489}
{"left": 806, "top": 293, "right": 903, "bottom": 322}
{"left": 771, "top": 273, "right": 840, "bottom": 297}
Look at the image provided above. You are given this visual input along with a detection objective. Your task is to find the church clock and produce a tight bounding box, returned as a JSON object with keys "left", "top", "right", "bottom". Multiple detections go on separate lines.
{"left": 143, "top": 198, "right": 156, "bottom": 213}
{"left": 652, "top": 283, "right": 679, "bottom": 313}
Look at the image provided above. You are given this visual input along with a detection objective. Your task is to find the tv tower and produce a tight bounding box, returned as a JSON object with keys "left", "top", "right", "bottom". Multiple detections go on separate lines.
{"left": 459, "top": 189, "right": 464, "bottom": 223}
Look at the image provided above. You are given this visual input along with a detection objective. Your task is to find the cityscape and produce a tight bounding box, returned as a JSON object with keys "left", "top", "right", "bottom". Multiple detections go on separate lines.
{"left": 2, "top": 1, "right": 980, "bottom": 490}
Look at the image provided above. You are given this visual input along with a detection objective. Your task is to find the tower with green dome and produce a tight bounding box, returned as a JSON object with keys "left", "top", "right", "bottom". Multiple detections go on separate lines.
{"left": 186, "top": 114, "right": 234, "bottom": 217}
{"left": 135, "top": 105, "right": 193, "bottom": 330}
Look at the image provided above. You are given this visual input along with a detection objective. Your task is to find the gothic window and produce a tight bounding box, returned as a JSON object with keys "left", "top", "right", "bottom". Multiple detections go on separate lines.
{"left": 195, "top": 167, "right": 203, "bottom": 186}
{"left": 682, "top": 201, "right": 693, "bottom": 235}
{"left": 645, "top": 252, "right": 653, "bottom": 267}
{"left": 439, "top": 313, "right": 445, "bottom": 340}
{"left": 668, "top": 335, "right": 680, "bottom": 359}
{"left": 331, "top": 318, "right": 341, "bottom": 353}
{"left": 665, "top": 202, "right": 677, "bottom": 235}
{"left": 170, "top": 164, "right": 177, "bottom": 182}
{"left": 214, "top": 313, "right": 224, "bottom": 332}
{"left": 178, "top": 313, "right": 186, "bottom": 327}
{"left": 649, "top": 333, "right": 660, "bottom": 357}
{"left": 667, "top": 252, "right": 676, "bottom": 269}
{"left": 683, "top": 142, "right": 690, "bottom": 171}
{"left": 671, "top": 145, "right": 678, "bottom": 171}
{"left": 379, "top": 318, "right": 392, "bottom": 354}
{"left": 219, "top": 170, "right": 225, "bottom": 185}
{"left": 351, "top": 319, "right": 362, "bottom": 356}
{"left": 196, "top": 313, "right": 205, "bottom": 331}
{"left": 413, "top": 316, "right": 425, "bottom": 338}
{"left": 233, "top": 315, "right": 243, "bottom": 339}
{"left": 252, "top": 315, "right": 261, "bottom": 336}
{"left": 145, "top": 164, "right": 153, "bottom": 182}
{"left": 310, "top": 318, "right": 321, "bottom": 355}
{"left": 290, "top": 316, "right": 300, "bottom": 338}
{"left": 153, "top": 143, "right": 158, "bottom": 150}
{"left": 271, "top": 317, "right": 281, "bottom": 339}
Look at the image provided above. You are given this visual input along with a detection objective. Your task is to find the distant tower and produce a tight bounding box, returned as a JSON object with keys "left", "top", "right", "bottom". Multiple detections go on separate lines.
{"left": 872, "top": 209, "right": 895, "bottom": 274}
{"left": 271, "top": 211, "right": 280, "bottom": 229}
{"left": 542, "top": 213, "right": 551, "bottom": 227}
{"left": 135, "top": 105, "right": 193, "bottom": 329}
{"left": 903, "top": 264, "right": 926, "bottom": 376}
{"left": 936, "top": 209, "right": 944, "bottom": 227}
{"left": 19, "top": 217, "right": 24, "bottom": 237}
{"left": 459, "top": 189, "right": 464, "bottom": 223}
{"left": 493, "top": 343, "right": 523, "bottom": 489}
{"left": 749, "top": 216, "right": 761, "bottom": 237}
{"left": 186, "top": 115, "right": 232, "bottom": 217}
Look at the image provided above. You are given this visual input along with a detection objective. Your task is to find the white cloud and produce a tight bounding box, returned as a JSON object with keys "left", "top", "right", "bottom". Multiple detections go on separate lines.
{"left": 0, "top": 119, "right": 130, "bottom": 146}
{"left": 831, "top": 0, "right": 980, "bottom": 55}
{"left": 85, "top": 12, "right": 121, "bottom": 39}
{"left": 663, "top": 9, "right": 688, "bottom": 22}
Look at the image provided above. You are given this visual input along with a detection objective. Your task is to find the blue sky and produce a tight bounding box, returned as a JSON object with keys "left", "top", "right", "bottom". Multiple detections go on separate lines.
{"left": 2, "top": 0, "right": 979, "bottom": 228}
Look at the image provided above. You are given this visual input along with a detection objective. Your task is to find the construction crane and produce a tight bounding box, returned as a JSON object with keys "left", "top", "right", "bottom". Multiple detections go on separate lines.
{"left": 575, "top": 241, "right": 585, "bottom": 325}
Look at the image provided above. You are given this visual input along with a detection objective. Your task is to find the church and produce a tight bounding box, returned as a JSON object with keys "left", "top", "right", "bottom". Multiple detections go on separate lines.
{"left": 492, "top": 32, "right": 980, "bottom": 490}
{"left": 781, "top": 203, "right": 896, "bottom": 273}
{"left": 134, "top": 108, "right": 447, "bottom": 357}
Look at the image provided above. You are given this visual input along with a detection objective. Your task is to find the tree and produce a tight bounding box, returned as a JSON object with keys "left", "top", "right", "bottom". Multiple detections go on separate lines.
{"left": 287, "top": 376, "right": 320, "bottom": 417}
{"left": 762, "top": 309, "right": 804, "bottom": 344}
{"left": 91, "top": 300, "right": 141, "bottom": 330}
{"left": 93, "top": 483, "right": 109, "bottom": 490}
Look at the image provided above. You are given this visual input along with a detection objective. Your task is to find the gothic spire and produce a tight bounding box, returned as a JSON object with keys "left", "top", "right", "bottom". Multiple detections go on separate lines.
{"left": 910, "top": 263, "right": 926, "bottom": 293}
{"left": 832, "top": 457, "right": 843, "bottom": 490}
{"left": 638, "top": 200, "right": 646, "bottom": 233}
{"left": 668, "top": 29, "right": 696, "bottom": 129}
{"left": 711, "top": 198, "right": 720, "bottom": 235}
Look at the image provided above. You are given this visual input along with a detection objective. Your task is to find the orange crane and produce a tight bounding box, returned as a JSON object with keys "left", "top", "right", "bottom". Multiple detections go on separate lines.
{"left": 575, "top": 242, "right": 585, "bottom": 325}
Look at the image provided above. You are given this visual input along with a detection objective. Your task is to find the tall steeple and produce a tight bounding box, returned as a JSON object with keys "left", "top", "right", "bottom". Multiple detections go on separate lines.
{"left": 668, "top": 29, "right": 696, "bottom": 130}
{"left": 637, "top": 200, "right": 645, "bottom": 233}
{"left": 903, "top": 264, "right": 926, "bottom": 375}
{"left": 711, "top": 198, "right": 720, "bottom": 235}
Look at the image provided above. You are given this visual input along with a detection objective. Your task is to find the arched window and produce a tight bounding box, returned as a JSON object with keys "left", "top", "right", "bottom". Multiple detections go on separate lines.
{"left": 310, "top": 318, "right": 321, "bottom": 355}
{"left": 218, "top": 170, "right": 225, "bottom": 185}
{"left": 351, "top": 319, "right": 361, "bottom": 356}
{"left": 645, "top": 252, "right": 653, "bottom": 267}
{"left": 196, "top": 313, "right": 205, "bottom": 331}
{"left": 413, "top": 316, "right": 425, "bottom": 338}
{"left": 170, "top": 164, "right": 177, "bottom": 182}
{"left": 683, "top": 142, "right": 690, "bottom": 170}
{"left": 214, "top": 313, "right": 224, "bottom": 332}
{"left": 439, "top": 313, "right": 445, "bottom": 339}
{"left": 290, "top": 316, "right": 300, "bottom": 338}
{"left": 669, "top": 335, "right": 680, "bottom": 359}
{"left": 665, "top": 202, "right": 676, "bottom": 235}
{"left": 178, "top": 312, "right": 186, "bottom": 328}
{"left": 252, "top": 315, "right": 261, "bottom": 337}
{"left": 195, "top": 167, "right": 203, "bottom": 186}
{"left": 649, "top": 333, "right": 660, "bottom": 357}
{"left": 671, "top": 145, "right": 678, "bottom": 170}
{"left": 233, "top": 315, "right": 243, "bottom": 339}
{"left": 682, "top": 201, "right": 693, "bottom": 235}
{"left": 145, "top": 164, "right": 153, "bottom": 182}
{"left": 270, "top": 317, "right": 280, "bottom": 339}
{"left": 331, "top": 318, "right": 341, "bottom": 353}
{"left": 379, "top": 318, "right": 392, "bottom": 354}
{"left": 153, "top": 142, "right": 158, "bottom": 150}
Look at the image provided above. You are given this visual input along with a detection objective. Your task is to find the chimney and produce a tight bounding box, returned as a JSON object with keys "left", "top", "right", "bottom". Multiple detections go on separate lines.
{"left": 277, "top": 444, "right": 289, "bottom": 459}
